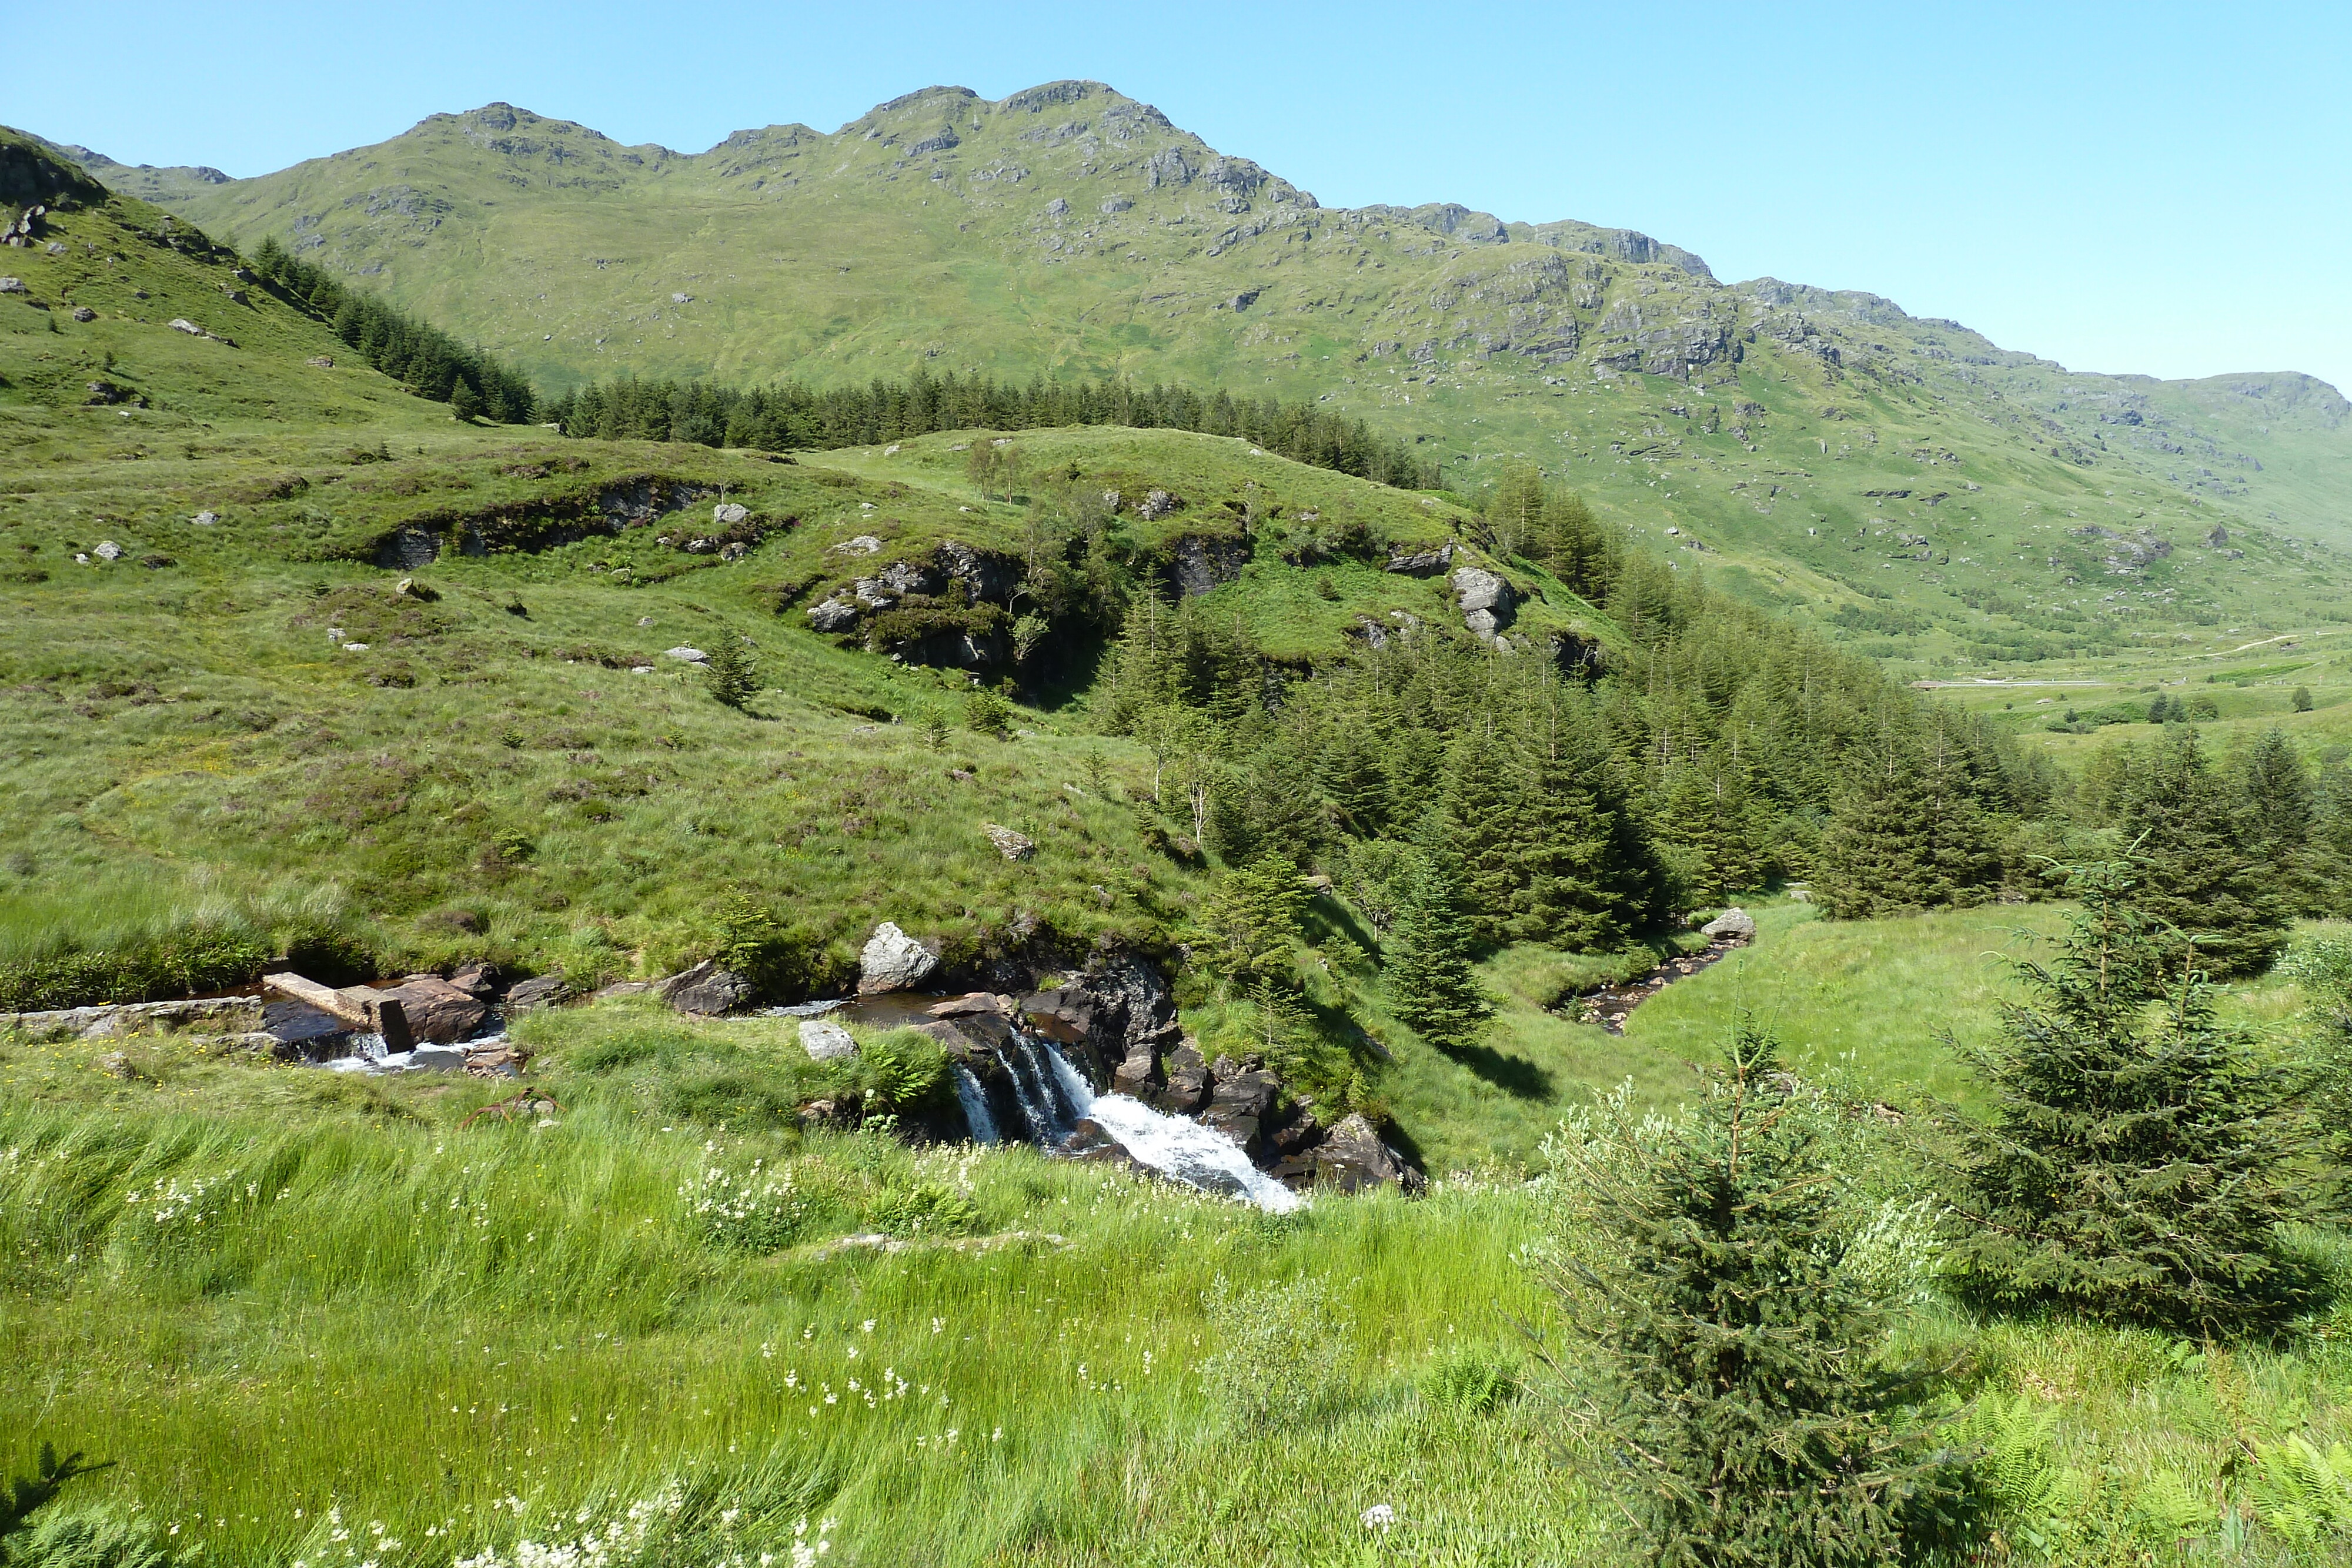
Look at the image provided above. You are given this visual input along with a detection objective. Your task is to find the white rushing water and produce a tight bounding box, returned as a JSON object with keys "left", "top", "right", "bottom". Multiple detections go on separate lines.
{"left": 1036, "top": 1036, "right": 1303, "bottom": 1213}
{"left": 950, "top": 1063, "right": 1001, "bottom": 1145}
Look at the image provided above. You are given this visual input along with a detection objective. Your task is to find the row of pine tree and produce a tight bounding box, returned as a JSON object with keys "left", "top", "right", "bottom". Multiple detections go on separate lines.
{"left": 541, "top": 370, "right": 1440, "bottom": 489}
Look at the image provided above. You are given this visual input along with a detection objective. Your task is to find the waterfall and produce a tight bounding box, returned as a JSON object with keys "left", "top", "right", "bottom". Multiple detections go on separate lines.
{"left": 951, "top": 1063, "right": 1000, "bottom": 1145}
{"left": 992, "top": 1040, "right": 1061, "bottom": 1143}
{"left": 1034, "top": 1035, "right": 1302, "bottom": 1214}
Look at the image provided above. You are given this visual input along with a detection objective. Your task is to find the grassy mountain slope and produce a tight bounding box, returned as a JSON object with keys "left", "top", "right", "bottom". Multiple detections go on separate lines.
{"left": 56, "top": 83, "right": 2349, "bottom": 666}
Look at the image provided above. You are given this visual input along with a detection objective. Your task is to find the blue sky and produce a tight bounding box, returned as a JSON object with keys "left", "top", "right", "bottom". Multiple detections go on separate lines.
{"left": 12, "top": 1, "right": 2349, "bottom": 392}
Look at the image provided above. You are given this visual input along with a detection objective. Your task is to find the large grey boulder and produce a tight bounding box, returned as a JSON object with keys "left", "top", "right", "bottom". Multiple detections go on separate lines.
{"left": 1700, "top": 907, "right": 1757, "bottom": 942}
{"left": 1451, "top": 567, "right": 1518, "bottom": 641}
{"left": 800, "top": 1017, "right": 859, "bottom": 1061}
{"left": 712, "top": 502, "right": 749, "bottom": 526}
{"left": 660, "top": 960, "right": 754, "bottom": 1016}
{"left": 859, "top": 922, "right": 939, "bottom": 994}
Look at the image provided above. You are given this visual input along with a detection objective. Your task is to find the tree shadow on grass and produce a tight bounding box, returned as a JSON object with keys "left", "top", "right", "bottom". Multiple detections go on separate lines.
{"left": 1441, "top": 1041, "right": 1556, "bottom": 1101}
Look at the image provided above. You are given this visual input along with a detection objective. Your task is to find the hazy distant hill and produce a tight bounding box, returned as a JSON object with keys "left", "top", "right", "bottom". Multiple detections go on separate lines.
{"left": 44, "top": 82, "right": 2352, "bottom": 663}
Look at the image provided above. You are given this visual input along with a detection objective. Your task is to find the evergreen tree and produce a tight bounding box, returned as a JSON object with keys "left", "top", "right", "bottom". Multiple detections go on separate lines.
{"left": 1190, "top": 855, "right": 1306, "bottom": 992}
{"left": 1539, "top": 1027, "right": 1975, "bottom": 1566}
{"left": 1655, "top": 751, "right": 1766, "bottom": 906}
{"left": 1514, "top": 703, "right": 1660, "bottom": 949}
{"left": 1383, "top": 844, "right": 1493, "bottom": 1052}
{"left": 1440, "top": 719, "right": 1528, "bottom": 946}
{"left": 1484, "top": 464, "right": 1546, "bottom": 560}
{"left": 1945, "top": 862, "right": 2324, "bottom": 1333}
{"left": 2235, "top": 728, "right": 2321, "bottom": 916}
{"left": 1814, "top": 721, "right": 2001, "bottom": 920}
{"left": 2117, "top": 727, "right": 2287, "bottom": 978}
{"left": 703, "top": 637, "right": 758, "bottom": 710}
{"left": 1538, "top": 486, "right": 1612, "bottom": 599}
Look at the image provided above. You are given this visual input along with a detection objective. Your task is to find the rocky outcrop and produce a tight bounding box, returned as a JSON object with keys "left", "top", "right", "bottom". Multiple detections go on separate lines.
{"left": 364, "top": 476, "right": 717, "bottom": 568}
{"left": 1386, "top": 541, "right": 1455, "bottom": 577}
{"left": 1271, "top": 1114, "right": 1425, "bottom": 1193}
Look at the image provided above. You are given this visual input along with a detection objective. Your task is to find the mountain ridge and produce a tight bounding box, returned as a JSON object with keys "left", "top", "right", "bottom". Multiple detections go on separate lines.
{"left": 18, "top": 81, "right": 2350, "bottom": 664}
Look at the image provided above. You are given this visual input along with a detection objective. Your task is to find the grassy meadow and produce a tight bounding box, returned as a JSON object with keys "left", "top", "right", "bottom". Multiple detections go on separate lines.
{"left": 13, "top": 906, "right": 2352, "bottom": 1566}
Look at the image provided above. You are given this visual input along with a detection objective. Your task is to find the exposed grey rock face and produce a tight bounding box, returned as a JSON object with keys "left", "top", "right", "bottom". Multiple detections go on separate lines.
{"left": 859, "top": 921, "right": 940, "bottom": 994}
{"left": 661, "top": 959, "right": 754, "bottom": 1016}
{"left": 831, "top": 534, "right": 883, "bottom": 556}
{"left": 1044, "top": 196, "right": 1068, "bottom": 215}
{"left": 1136, "top": 489, "right": 1177, "bottom": 521}
{"left": 1385, "top": 541, "right": 1454, "bottom": 576}
{"left": 1451, "top": 566, "right": 1516, "bottom": 639}
{"left": 800, "top": 1017, "right": 859, "bottom": 1061}
{"left": 807, "top": 597, "right": 860, "bottom": 633}
{"left": 712, "top": 502, "right": 749, "bottom": 525}
{"left": 1171, "top": 535, "right": 1250, "bottom": 596}
{"left": 1100, "top": 196, "right": 1132, "bottom": 213}
{"left": 936, "top": 539, "right": 1020, "bottom": 601}
{"left": 1700, "top": 907, "right": 1757, "bottom": 942}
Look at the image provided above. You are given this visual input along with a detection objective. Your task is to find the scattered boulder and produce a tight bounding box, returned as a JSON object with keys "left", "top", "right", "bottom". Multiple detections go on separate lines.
{"left": 168, "top": 317, "right": 203, "bottom": 335}
{"left": 664, "top": 646, "right": 709, "bottom": 664}
{"left": 191, "top": 511, "right": 218, "bottom": 526}
{"left": 1700, "top": 907, "right": 1757, "bottom": 942}
{"left": 0, "top": 278, "right": 22, "bottom": 294}
{"left": 831, "top": 535, "right": 884, "bottom": 556}
{"left": 859, "top": 921, "right": 940, "bottom": 994}
{"left": 983, "top": 822, "right": 1036, "bottom": 861}
{"left": 1451, "top": 566, "right": 1516, "bottom": 640}
{"left": 713, "top": 502, "right": 749, "bottom": 526}
{"left": 307, "top": 355, "right": 335, "bottom": 368}
{"left": 800, "top": 1017, "right": 860, "bottom": 1061}
{"left": 92, "top": 540, "right": 122, "bottom": 561}
{"left": 70, "top": 306, "right": 95, "bottom": 322}
{"left": 660, "top": 960, "right": 753, "bottom": 1016}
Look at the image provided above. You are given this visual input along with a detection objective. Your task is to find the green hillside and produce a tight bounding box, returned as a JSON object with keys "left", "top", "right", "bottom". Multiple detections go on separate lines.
{"left": 45, "top": 82, "right": 2350, "bottom": 667}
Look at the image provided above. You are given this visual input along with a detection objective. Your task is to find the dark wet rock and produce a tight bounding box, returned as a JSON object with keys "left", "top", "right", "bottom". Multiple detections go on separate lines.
{"left": 1272, "top": 1113, "right": 1425, "bottom": 1193}
{"left": 503, "top": 975, "right": 569, "bottom": 1011}
{"left": 659, "top": 960, "right": 754, "bottom": 1017}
